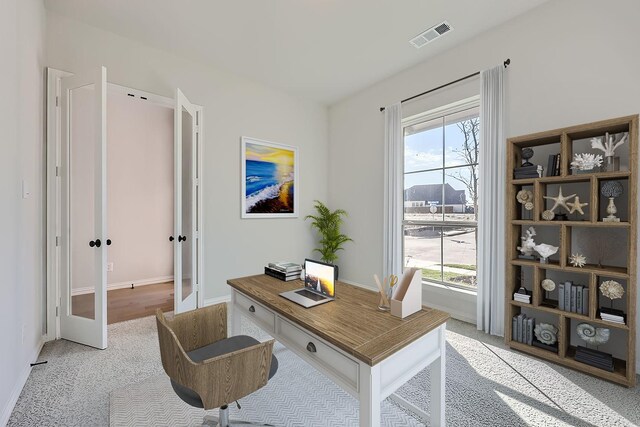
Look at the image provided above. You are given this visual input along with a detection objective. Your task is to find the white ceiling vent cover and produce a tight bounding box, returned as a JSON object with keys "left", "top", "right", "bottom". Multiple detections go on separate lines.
{"left": 410, "top": 21, "right": 452, "bottom": 49}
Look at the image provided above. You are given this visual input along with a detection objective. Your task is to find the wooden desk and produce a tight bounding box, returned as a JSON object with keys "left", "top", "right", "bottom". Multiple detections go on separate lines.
{"left": 227, "top": 275, "right": 449, "bottom": 427}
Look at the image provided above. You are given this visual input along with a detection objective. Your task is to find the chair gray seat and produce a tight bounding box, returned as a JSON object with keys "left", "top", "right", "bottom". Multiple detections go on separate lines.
{"left": 171, "top": 335, "right": 278, "bottom": 408}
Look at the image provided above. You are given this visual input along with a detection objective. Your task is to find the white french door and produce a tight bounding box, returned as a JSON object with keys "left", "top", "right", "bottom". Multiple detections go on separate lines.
{"left": 59, "top": 66, "right": 108, "bottom": 349}
{"left": 173, "top": 88, "right": 198, "bottom": 313}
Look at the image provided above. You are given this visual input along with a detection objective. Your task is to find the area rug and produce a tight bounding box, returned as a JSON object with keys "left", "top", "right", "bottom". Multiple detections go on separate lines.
{"left": 109, "top": 318, "right": 640, "bottom": 427}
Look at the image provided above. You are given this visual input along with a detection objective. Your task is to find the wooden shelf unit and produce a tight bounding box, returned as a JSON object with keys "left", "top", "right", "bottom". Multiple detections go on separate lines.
{"left": 506, "top": 115, "right": 638, "bottom": 387}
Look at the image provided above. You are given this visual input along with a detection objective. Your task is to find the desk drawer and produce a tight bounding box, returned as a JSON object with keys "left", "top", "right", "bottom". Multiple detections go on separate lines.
{"left": 276, "top": 317, "right": 359, "bottom": 391}
{"left": 234, "top": 292, "right": 275, "bottom": 333}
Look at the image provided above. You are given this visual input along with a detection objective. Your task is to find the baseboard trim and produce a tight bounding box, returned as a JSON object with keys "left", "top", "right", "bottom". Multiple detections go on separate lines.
{"left": 71, "top": 276, "right": 174, "bottom": 296}
{"left": 203, "top": 295, "right": 231, "bottom": 307}
{"left": 0, "top": 337, "right": 45, "bottom": 426}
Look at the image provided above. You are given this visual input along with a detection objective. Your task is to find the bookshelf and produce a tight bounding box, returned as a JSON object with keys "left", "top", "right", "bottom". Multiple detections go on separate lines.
{"left": 506, "top": 115, "right": 637, "bottom": 387}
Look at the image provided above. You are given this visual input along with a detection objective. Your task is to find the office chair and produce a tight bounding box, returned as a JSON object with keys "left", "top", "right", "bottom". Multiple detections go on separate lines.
{"left": 156, "top": 304, "right": 278, "bottom": 427}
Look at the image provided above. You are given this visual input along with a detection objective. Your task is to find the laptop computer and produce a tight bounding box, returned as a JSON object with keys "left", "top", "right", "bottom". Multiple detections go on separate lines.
{"left": 280, "top": 259, "right": 335, "bottom": 308}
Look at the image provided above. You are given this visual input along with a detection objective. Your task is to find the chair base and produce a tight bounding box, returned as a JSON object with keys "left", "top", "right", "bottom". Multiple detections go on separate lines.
{"left": 202, "top": 406, "right": 275, "bottom": 427}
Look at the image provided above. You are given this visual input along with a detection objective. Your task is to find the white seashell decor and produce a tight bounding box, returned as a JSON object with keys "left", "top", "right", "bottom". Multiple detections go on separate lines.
{"left": 576, "top": 323, "right": 610, "bottom": 346}
{"left": 534, "top": 243, "right": 559, "bottom": 261}
{"left": 599, "top": 280, "right": 624, "bottom": 300}
{"left": 534, "top": 323, "right": 558, "bottom": 345}
{"left": 569, "top": 253, "right": 586, "bottom": 268}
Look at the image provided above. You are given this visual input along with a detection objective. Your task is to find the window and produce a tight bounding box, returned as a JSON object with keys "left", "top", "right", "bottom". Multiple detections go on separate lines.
{"left": 403, "top": 100, "right": 479, "bottom": 290}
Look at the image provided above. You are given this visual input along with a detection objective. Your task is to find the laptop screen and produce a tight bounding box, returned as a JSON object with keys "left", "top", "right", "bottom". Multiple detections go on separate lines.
{"left": 304, "top": 259, "right": 335, "bottom": 298}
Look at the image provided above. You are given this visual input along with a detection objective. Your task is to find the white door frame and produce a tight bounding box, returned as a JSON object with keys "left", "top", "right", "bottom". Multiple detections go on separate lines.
{"left": 45, "top": 67, "right": 204, "bottom": 341}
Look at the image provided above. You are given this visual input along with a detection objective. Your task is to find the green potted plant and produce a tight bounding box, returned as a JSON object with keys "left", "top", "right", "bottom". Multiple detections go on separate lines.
{"left": 305, "top": 200, "right": 353, "bottom": 279}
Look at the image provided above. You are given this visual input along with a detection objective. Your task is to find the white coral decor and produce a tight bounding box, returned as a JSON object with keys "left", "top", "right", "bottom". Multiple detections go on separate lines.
{"left": 570, "top": 153, "right": 603, "bottom": 171}
{"left": 599, "top": 280, "right": 624, "bottom": 300}
{"left": 591, "top": 133, "right": 628, "bottom": 157}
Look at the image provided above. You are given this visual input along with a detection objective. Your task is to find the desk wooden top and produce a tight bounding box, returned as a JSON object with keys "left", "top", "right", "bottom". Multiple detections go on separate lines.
{"left": 227, "top": 274, "right": 450, "bottom": 366}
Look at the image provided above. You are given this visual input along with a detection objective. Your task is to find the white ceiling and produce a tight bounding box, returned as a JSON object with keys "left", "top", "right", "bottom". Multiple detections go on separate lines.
{"left": 44, "top": 0, "right": 549, "bottom": 105}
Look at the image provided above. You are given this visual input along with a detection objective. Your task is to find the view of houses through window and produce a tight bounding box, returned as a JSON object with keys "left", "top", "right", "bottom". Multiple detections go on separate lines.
{"left": 403, "top": 104, "right": 479, "bottom": 290}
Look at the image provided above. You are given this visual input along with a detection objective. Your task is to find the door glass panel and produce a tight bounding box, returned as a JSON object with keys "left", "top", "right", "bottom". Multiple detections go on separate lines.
{"left": 70, "top": 84, "right": 96, "bottom": 319}
{"left": 181, "top": 107, "right": 193, "bottom": 302}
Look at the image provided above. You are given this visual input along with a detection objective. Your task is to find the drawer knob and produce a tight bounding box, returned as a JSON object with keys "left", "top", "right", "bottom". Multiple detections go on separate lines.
{"left": 249, "top": 305, "right": 255, "bottom": 313}
{"left": 306, "top": 342, "right": 317, "bottom": 353}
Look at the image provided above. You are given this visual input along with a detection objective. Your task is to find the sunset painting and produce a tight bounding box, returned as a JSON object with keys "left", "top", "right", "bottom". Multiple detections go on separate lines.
{"left": 241, "top": 137, "right": 298, "bottom": 218}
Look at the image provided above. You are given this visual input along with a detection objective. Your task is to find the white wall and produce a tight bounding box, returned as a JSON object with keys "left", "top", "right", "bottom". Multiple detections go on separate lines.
{"left": 46, "top": 11, "right": 329, "bottom": 302}
{"left": 328, "top": 0, "right": 640, "bottom": 366}
{"left": 0, "top": 0, "right": 46, "bottom": 423}
{"left": 107, "top": 92, "right": 174, "bottom": 286}
{"left": 70, "top": 90, "right": 173, "bottom": 293}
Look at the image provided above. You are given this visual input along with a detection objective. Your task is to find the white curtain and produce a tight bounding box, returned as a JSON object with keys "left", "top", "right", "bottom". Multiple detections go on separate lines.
{"left": 477, "top": 65, "right": 506, "bottom": 336}
{"left": 383, "top": 102, "right": 403, "bottom": 279}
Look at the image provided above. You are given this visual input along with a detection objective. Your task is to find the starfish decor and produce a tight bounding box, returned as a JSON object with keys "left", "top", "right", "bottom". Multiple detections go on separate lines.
{"left": 567, "top": 196, "right": 588, "bottom": 215}
{"left": 543, "top": 186, "right": 576, "bottom": 212}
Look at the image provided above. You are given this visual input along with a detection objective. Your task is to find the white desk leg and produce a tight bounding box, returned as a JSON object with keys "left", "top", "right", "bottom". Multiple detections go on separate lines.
{"left": 359, "top": 363, "right": 381, "bottom": 427}
{"left": 230, "top": 291, "right": 242, "bottom": 336}
{"left": 430, "top": 325, "right": 446, "bottom": 427}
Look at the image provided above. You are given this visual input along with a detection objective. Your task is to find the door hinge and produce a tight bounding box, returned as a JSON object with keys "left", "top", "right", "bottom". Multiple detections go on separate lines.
{"left": 55, "top": 306, "right": 59, "bottom": 317}
{"left": 56, "top": 236, "right": 60, "bottom": 246}
{"left": 55, "top": 96, "right": 59, "bottom": 107}
{"left": 55, "top": 166, "right": 60, "bottom": 177}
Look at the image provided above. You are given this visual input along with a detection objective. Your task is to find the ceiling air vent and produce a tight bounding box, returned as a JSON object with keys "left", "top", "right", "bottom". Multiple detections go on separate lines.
{"left": 409, "top": 21, "right": 452, "bottom": 49}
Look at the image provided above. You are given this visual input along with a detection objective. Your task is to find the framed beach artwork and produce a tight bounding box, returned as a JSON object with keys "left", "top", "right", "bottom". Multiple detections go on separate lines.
{"left": 241, "top": 137, "right": 299, "bottom": 218}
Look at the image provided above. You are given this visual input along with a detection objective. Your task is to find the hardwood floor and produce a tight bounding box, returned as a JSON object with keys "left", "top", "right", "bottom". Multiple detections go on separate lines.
{"left": 72, "top": 282, "right": 174, "bottom": 324}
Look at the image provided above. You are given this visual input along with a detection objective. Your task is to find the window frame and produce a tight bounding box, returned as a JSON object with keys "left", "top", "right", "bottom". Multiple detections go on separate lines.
{"left": 402, "top": 96, "right": 480, "bottom": 292}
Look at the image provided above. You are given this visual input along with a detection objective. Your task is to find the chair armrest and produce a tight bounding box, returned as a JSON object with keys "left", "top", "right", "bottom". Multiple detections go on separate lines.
{"left": 168, "top": 304, "right": 228, "bottom": 352}
{"left": 191, "top": 339, "right": 276, "bottom": 410}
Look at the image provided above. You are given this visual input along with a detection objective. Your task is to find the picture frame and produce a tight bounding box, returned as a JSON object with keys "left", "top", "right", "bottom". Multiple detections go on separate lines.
{"left": 241, "top": 136, "right": 299, "bottom": 218}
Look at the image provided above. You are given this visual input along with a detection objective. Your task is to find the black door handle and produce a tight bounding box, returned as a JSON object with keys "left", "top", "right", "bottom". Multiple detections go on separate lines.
{"left": 106, "top": 239, "right": 112, "bottom": 246}
{"left": 249, "top": 305, "right": 255, "bottom": 313}
{"left": 178, "top": 235, "right": 186, "bottom": 242}
{"left": 89, "top": 239, "right": 101, "bottom": 248}
{"left": 169, "top": 236, "right": 174, "bottom": 242}
{"left": 306, "top": 342, "right": 317, "bottom": 353}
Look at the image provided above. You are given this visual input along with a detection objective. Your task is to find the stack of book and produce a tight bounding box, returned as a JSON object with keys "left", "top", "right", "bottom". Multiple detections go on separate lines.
{"left": 513, "top": 164, "right": 543, "bottom": 179}
{"left": 511, "top": 313, "right": 534, "bottom": 345}
{"left": 575, "top": 346, "right": 614, "bottom": 372}
{"left": 265, "top": 262, "right": 302, "bottom": 282}
{"left": 513, "top": 291, "right": 531, "bottom": 304}
{"left": 599, "top": 307, "right": 626, "bottom": 324}
{"left": 558, "top": 281, "right": 589, "bottom": 315}
{"left": 546, "top": 153, "right": 561, "bottom": 176}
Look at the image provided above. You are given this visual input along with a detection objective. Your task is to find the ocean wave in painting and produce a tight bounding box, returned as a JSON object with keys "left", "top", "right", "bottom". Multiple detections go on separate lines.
{"left": 245, "top": 159, "right": 294, "bottom": 212}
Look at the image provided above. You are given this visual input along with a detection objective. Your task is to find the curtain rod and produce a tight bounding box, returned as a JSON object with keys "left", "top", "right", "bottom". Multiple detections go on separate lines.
{"left": 379, "top": 58, "right": 510, "bottom": 112}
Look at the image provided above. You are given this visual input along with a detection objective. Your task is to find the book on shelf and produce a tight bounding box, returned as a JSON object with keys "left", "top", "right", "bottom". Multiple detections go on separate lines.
{"left": 512, "top": 314, "right": 534, "bottom": 345}
{"left": 564, "top": 281, "right": 572, "bottom": 312}
{"left": 532, "top": 339, "right": 558, "bottom": 353}
{"left": 576, "top": 286, "right": 583, "bottom": 314}
{"left": 264, "top": 266, "right": 300, "bottom": 281}
{"left": 600, "top": 307, "right": 626, "bottom": 324}
{"left": 575, "top": 346, "right": 614, "bottom": 372}
{"left": 558, "top": 282, "right": 588, "bottom": 315}
{"left": 267, "top": 261, "right": 302, "bottom": 273}
{"left": 513, "top": 294, "right": 531, "bottom": 304}
{"left": 514, "top": 165, "right": 543, "bottom": 179}
{"left": 546, "top": 155, "right": 555, "bottom": 177}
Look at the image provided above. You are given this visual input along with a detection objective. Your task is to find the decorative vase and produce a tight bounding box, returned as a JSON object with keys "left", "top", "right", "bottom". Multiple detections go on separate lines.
{"left": 604, "top": 156, "right": 620, "bottom": 172}
{"left": 604, "top": 197, "right": 620, "bottom": 222}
